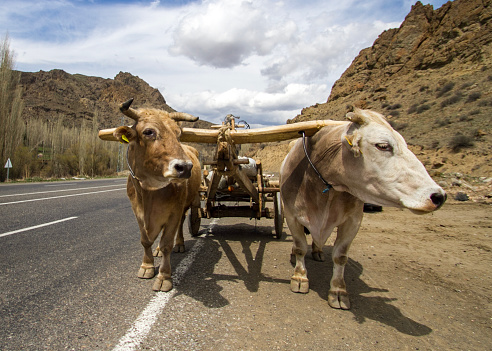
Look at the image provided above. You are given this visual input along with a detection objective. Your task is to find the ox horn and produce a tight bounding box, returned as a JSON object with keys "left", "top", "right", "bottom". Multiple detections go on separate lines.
{"left": 169, "top": 112, "right": 199, "bottom": 122}
{"left": 119, "top": 98, "right": 140, "bottom": 121}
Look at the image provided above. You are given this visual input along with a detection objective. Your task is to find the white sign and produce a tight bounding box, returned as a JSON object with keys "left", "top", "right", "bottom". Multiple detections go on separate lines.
{"left": 4, "top": 158, "right": 12, "bottom": 169}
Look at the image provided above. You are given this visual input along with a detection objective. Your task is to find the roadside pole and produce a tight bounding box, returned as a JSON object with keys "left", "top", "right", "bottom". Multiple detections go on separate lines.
{"left": 4, "top": 158, "right": 12, "bottom": 182}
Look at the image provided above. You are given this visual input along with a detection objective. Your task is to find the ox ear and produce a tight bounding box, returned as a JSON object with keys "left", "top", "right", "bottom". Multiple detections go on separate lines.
{"left": 114, "top": 126, "right": 136, "bottom": 144}
{"left": 343, "top": 132, "right": 363, "bottom": 157}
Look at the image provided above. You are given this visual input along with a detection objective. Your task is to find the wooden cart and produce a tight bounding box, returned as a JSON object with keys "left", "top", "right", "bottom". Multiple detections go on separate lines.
{"left": 99, "top": 116, "right": 345, "bottom": 239}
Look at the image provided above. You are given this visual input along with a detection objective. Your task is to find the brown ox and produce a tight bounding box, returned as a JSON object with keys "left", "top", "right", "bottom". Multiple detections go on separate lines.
{"left": 113, "top": 99, "right": 201, "bottom": 292}
{"left": 280, "top": 108, "right": 446, "bottom": 309}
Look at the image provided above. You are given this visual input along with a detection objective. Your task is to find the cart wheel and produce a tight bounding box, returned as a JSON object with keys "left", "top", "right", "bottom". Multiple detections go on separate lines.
{"left": 273, "top": 192, "right": 283, "bottom": 239}
{"left": 188, "top": 205, "right": 201, "bottom": 237}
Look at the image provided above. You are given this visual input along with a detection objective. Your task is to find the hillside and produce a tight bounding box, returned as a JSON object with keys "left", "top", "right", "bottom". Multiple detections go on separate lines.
{"left": 17, "top": 69, "right": 215, "bottom": 163}
{"left": 19, "top": 69, "right": 213, "bottom": 131}
{"left": 19, "top": 70, "right": 174, "bottom": 128}
{"left": 277, "top": 0, "right": 491, "bottom": 180}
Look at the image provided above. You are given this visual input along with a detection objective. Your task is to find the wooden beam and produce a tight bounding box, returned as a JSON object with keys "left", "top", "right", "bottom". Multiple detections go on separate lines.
{"left": 233, "top": 168, "right": 260, "bottom": 204}
{"left": 98, "top": 120, "right": 346, "bottom": 144}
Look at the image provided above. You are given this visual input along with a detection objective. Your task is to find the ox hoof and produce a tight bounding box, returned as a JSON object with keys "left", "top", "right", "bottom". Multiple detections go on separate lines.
{"left": 290, "top": 277, "right": 309, "bottom": 294}
{"left": 153, "top": 247, "right": 163, "bottom": 257}
{"left": 328, "top": 291, "right": 350, "bottom": 310}
{"left": 152, "top": 277, "right": 173, "bottom": 292}
{"left": 138, "top": 266, "right": 155, "bottom": 279}
{"left": 312, "top": 251, "right": 326, "bottom": 262}
{"left": 173, "top": 244, "right": 185, "bottom": 253}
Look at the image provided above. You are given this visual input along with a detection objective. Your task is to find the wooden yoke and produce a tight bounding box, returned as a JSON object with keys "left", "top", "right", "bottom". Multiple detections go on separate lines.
{"left": 98, "top": 118, "right": 346, "bottom": 220}
{"left": 98, "top": 120, "right": 346, "bottom": 144}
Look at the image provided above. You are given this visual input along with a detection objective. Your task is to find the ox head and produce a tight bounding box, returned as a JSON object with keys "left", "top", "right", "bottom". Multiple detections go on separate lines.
{"left": 113, "top": 98, "right": 198, "bottom": 190}
{"left": 341, "top": 108, "right": 446, "bottom": 213}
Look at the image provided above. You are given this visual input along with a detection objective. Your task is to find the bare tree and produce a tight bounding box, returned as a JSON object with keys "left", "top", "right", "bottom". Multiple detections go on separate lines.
{"left": 0, "top": 33, "right": 24, "bottom": 181}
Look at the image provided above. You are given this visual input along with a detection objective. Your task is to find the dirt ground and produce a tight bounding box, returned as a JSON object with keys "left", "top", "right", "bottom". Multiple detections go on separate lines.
{"left": 146, "top": 201, "right": 491, "bottom": 351}
{"left": 347, "top": 202, "right": 492, "bottom": 349}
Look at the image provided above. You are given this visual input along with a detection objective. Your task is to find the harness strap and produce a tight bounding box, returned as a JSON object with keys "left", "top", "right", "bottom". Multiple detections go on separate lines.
{"left": 126, "top": 145, "right": 140, "bottom": 181}
{"left": 299, "top": 131, "right": 332, "bottom": 194}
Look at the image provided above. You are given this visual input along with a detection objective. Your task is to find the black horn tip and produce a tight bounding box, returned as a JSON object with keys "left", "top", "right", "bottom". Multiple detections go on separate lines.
{"left": 120, "top": 98, "right": 134, "bottom": 111}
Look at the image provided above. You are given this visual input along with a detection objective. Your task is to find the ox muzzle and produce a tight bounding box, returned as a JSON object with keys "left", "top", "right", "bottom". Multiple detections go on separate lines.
{"left": 430, "top": 192, "right": 447, "bottom": 210}
{"left": 166, "top": 159, "right": 193, "bottom": 179}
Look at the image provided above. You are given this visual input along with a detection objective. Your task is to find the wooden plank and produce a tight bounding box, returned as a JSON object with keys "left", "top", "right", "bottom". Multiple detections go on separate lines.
{"left": 233, "top": 168, "right": 260, "bottom": 204}
{"left": 98, "top": 120, "right": 346, "bottom": 144}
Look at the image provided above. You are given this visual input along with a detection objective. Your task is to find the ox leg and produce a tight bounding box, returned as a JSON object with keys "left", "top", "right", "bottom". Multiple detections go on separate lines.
{"left": 153, "top": 246, "right": 163, "bottom": 257}
{"left": 328, "top": 214, "right": 362, "bottom": 310}
{"left": 173, "top": 212, "right": 186, "bottom": 253}
{"left": 138, "top": 222, "right": 161, "bottom": 280}
{"left": 311, "top": 241, "right": 326, "bottom": 262}
{"left": 153, "top": 218, "right": 181, "bottom": 292}
{"left": 286, "top": 215, "right": 309, "bottom": 294}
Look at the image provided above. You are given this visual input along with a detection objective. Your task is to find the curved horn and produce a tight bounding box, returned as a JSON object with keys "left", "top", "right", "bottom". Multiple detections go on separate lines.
{"left": 119, "top": 98, "right": 139, "bottom": 121}
{"left": 169, "top": 112, "right": 199, "bottom": 122}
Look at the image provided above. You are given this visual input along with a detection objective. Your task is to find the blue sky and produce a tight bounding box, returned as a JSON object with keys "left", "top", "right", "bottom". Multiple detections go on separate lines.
{"left": 0, "top": 0, "right": 450, "bottom": 126}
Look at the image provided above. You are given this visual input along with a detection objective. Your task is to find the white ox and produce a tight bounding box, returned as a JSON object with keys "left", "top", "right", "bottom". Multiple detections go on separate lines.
{"left": 280, "top": 108, "right": 446, "bottom": 309}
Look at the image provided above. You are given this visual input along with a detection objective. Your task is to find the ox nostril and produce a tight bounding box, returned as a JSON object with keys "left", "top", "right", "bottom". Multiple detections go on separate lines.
{"left": 430, "top": 192, "right": 446, "bottom": 208}
{"left": 175, "top": 162, "right": 193, "bottom": 178}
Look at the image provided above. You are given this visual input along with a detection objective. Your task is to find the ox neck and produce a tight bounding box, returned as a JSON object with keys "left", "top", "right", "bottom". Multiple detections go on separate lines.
{"left": 126, "top": 145, "right": 140, "bottom": 181}
{"left": 299, "top": 131, "right": 332, "bottom": 194}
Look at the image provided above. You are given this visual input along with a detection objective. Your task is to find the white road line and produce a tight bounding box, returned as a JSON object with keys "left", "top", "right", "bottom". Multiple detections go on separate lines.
{"left": 0, "top": 188, "right": 125, "bottom": 206}
{"left": 0, "top": 184, "right": 125, "bottom": 198}
{"left": 0, "top": 216, "right": 78, "bottom": 238}
{"left": 113, "top": 238, "right": 206, "bottom": 351}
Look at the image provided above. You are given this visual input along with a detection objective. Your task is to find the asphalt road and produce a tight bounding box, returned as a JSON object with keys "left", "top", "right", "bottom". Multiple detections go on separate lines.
{"left": 0, "top": 178, "right": 284, "bottom": 350}
{"left": 2, "top": 178, "right": 484, "bottom": 351}
{"left": 0, "top": 178, "right": 139, "bottom": 349}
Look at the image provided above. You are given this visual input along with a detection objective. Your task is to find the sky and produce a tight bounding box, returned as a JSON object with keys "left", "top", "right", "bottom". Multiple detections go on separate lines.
{"left": 0, "top": 0, "right": 450, "bottom": 127}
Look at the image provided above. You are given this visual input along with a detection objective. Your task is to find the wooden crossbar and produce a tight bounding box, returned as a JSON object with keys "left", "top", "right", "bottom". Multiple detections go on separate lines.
{"left": 98, "top": 120, "right": 346, "bottom": 144}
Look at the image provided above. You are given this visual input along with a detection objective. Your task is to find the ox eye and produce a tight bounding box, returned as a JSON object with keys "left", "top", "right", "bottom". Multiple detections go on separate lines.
{"left": 142, "top": 128, "right": 157, "bottom": 139}
{"left": 375, "top": 143, "right": 392, "bottom": 152}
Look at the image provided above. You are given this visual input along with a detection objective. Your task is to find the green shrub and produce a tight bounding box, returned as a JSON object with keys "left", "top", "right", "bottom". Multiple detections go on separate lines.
{"left": 478, "top": 99, "right": 491, "bottom": 107}
{"left": 460, "top": 82, "right": 473, "bottom": 89}
{"left": 417, "top": 104, "right": 431, "bottom": 114}
{"left": 440, "top": 92, "right": 462, "bottom": 108}
{"left": 436, "top": 118, "right": 451, "bottom": 127}
{"left": 466, "top": 91, "right": 481, "bottom": 103}
{"left": 436, "top": 82, "right": 455, "bottom": 97}
{"left": 407, "top": 104, "right": 418, "bottom": 114}
{"left": 388, "top": 120, "right": 408, "bottom": 131}
{"left": 449, "top": 134, "right": 474, "bottom": 151}
{"left": 387, "top": 103, "right": 402, "bottom": 110}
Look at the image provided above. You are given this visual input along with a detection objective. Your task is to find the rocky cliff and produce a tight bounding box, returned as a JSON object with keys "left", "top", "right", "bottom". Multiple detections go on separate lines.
{"left": 289, "top": 0, "right": 491, "bottom": 178}
{"left": 19, "top": 70, "right": 177, "bottom": 129}
{"left": 18, "top": 69, "right": 215, "bottom": 162}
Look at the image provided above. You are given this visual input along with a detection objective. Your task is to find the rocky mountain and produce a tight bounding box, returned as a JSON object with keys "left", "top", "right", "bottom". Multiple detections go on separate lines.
{"left": 289, "top": 0, "right": 491, "bottom": 179}
{"left": 17, "top": 69, "right": 215, "bottom": 162}
{"left": 18, "top": 69, "right": 212, "bottom": 130}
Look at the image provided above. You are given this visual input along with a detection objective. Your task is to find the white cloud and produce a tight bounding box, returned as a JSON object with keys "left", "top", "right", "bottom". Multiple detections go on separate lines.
{"left": 0, "top": 0, "right": 446, "bottom": 127}
{"left": 169, "top": 0, "right": 297, "bottom": 68}
{"left": 167, "top": 82, "right": 328, "bottom": 125}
